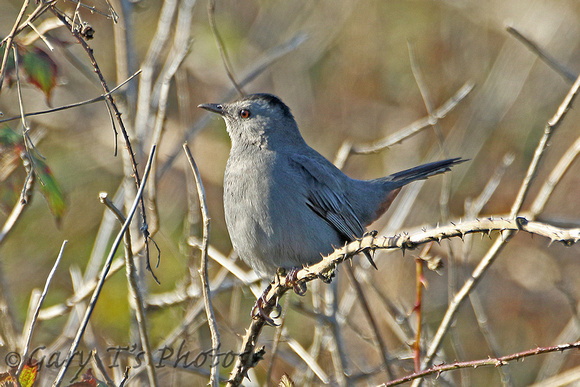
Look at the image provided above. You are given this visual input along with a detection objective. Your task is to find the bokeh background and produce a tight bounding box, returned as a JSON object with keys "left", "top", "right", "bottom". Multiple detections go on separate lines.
{"left": 1, "top": 0, "right": 580, "bottom": 385}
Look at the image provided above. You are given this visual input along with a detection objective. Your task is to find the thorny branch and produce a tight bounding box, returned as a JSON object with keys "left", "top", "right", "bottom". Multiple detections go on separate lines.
{"left": 383, "top": 340, "right": 580, "bottom": 386}
{"left": 227, "top": 216, "right": 580, "bottom": 385}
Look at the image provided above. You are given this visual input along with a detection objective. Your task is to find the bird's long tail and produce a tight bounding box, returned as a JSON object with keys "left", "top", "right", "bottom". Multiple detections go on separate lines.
{"left": 381, "top": 157, "right": 467, "bottom": 188}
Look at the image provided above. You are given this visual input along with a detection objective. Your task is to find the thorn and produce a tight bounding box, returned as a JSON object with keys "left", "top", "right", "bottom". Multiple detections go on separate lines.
{"left": 363, "top": 250, "right": 378, "bottom": 270}
{"left": 419, "top": 274, "right": 428, "bottom": 288}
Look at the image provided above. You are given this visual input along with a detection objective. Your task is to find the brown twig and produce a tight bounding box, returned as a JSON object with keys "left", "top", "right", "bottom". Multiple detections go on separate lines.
{"left": 16, "top": 241, "right": 67, "bottom": 378}
{"left": 183, "top": 143, "right": 221, "bottom": 387}
{"left": 3, "top": 1, "right": 56, "bottom": 43}
{"left": 49, "top": 5, "right": 158, "bottom": 282}
{"left": 383, "top": 340, "right": 580, "bottom": 386}
{"left": 0, "top": 70, "right": 141, "bottom": 124}
{"left": 207, "top": 0, "right": 244, "bottom": 96}
{"left": 0, "top": 0, "right": 30, "bottom": 93}
{"left": 100, "top": 193, "right": 158, "bottom": 387}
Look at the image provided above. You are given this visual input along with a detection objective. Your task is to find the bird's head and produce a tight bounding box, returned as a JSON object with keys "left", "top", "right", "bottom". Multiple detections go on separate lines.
{"left": 199, "top": 93, "right": 304, "bottom": 148}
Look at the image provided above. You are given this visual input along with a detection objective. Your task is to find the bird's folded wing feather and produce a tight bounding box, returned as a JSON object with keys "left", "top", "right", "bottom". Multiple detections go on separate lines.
{"left": 291, "top": 154, "right": 364, "bottom": 241}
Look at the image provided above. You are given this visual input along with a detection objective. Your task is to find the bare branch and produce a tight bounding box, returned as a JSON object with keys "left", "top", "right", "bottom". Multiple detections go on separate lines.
{"left": 506, "top": 25, "right": 576, "bottom": 83}
{"left": 52, "top": 145, "right": 156, "bottom": 387}
{"left": 0, "top": 0, "right": 30, "bottom": 92}
{"left": 16, "top": 241, "right": 67, "bottom": 377}
{"left": 385, "top": 340, "right": 580, "bottom": 386}
{"left": 99, "top": 193, "right": 159, "bottom": 387}
{"left": 183, "top": 143, "right": 221, "bottom": 386}
{"left": 0, "top": 70, "right": 141, "bottom": 124}
{"left": 91, "top": 349, "right": 116, "bottom": 387}
{"left": 350, "top": 82, "right": 474, "bottom": 155}
{"left": 207, "top": 0, "right": 244, "bottom": 96}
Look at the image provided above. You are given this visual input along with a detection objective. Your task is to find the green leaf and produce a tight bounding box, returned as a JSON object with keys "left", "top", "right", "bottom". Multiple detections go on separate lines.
{"left": 0, "top": 126, "right": 23, "bottom": 147}
{"left": 21, "top": 46, "right": 58, "bottom": 103}
{"left": 30, "top": 153, "right": 67, "bottom": 224}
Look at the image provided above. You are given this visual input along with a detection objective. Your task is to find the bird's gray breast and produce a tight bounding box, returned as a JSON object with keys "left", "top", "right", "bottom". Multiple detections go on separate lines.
{"left": 223, "top": 147, "right": 343, "bottom": 277}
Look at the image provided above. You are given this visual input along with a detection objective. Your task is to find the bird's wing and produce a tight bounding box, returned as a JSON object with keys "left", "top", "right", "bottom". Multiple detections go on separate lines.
{"left": 290, "top": 154, "right": 364, "bottom": 241}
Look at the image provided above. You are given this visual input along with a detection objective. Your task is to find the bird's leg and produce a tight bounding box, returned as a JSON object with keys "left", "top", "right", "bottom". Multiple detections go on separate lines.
{"left": 284, "top": 267, "right": 307, "bottom": 296}
{"left": 251, "top": 283, "right": 278, "bottom": 326}
{"left": 251, "top": 275, "right": 284, "bottom": 326}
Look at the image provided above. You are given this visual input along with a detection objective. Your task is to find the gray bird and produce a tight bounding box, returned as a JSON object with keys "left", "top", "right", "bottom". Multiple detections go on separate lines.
{"left": 199, "top": 93, "right": 464, "bottom": 279}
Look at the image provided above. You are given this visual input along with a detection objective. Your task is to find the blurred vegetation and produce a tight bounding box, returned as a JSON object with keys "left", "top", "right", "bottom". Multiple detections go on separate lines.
{"left": 1, "top": 0, "right": 580, "bottom": 386}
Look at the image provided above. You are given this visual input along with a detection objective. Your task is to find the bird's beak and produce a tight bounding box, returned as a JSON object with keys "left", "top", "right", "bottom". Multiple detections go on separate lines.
{"left": 198, "top": 103, "right": 225, "bottom": 115}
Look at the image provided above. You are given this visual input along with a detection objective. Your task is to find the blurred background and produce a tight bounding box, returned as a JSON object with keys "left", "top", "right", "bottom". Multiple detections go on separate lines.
{"left": 1, "top": 0, "right": 580, "bottom": 385}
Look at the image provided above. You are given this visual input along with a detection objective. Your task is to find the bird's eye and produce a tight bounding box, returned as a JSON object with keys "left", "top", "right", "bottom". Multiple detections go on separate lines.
{"left": 239, "top": 109, "right": 251, "bottom": 119}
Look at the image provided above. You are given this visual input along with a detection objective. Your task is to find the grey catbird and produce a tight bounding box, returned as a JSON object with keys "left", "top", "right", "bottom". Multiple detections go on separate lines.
{"left": 199, "top": 93, "right": 464, "bottom": 279}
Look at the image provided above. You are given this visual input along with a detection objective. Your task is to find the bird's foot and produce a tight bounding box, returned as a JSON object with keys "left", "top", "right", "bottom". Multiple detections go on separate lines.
{"left": 251, "top": 284, "right": 281, "bottom": 326}
{"left": 284, "top": 268, "right": 307, "bottom": 296}
{"left": 361, "top": 230, "right": 379, "bottom": 269}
